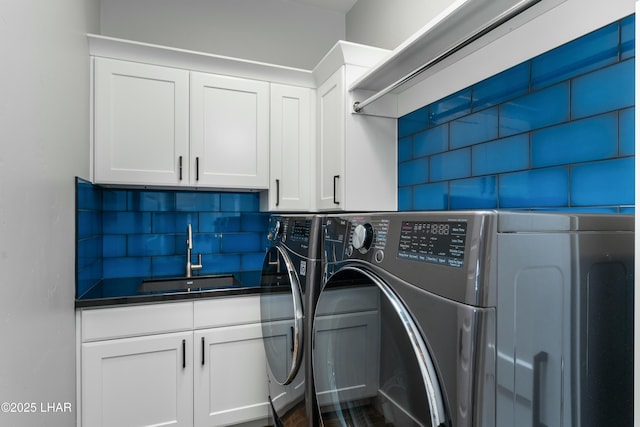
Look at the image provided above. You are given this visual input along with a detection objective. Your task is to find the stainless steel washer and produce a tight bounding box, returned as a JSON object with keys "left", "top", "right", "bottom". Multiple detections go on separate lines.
{"left": 313, "top": 211, "right": 633, "bottom": 427}
{"left": 260, "top": 214, "right": 324, "bottom": 426}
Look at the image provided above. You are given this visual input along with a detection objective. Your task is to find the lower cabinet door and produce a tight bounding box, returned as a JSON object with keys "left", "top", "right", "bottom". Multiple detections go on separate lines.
{"left": 194, "top": 323, "right": 269, "bottom": 427}
{"left": 82, "top": 331, "right": 193, "bottom": 427}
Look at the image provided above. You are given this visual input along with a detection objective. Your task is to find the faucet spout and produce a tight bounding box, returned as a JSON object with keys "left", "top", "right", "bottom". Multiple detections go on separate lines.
{"left": 186, "top": 224, "right": 203, "bottom": 278}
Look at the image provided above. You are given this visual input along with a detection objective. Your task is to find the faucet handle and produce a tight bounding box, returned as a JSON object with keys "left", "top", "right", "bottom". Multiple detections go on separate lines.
{"left": 191, "top": 253, "right": 203, "bottom": 273}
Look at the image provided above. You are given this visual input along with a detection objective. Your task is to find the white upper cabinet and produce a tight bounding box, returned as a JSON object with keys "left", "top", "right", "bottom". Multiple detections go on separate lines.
{"left": 314, "top": 42, "right": 397, "bottom": 212}
{"left": 190, "top": 72, "right": 270, "bottom": 189}
{"left": 90, "top": 36, "right": 397, "bottom": 210}
{"left": 93, "top": 58, "right": 190, "bottom": 186}
{"left": 267, "top": 83, "right": 315, "bottom": 211}
{"left": 93, "top": 57, "right": 270, "bottom": 190}
{"left": 317, "top": 68, "right": 345, "bottom": 210}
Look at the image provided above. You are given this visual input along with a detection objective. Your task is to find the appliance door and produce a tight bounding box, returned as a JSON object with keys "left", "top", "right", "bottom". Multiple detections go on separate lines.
{"left": 260, "top": 246, "right": 304, "bottom": 385}
{"left": 261, "top": 245, "right": 308, "bottom": 426}
{"left": 313, "top": 266, "right": 448, "bottom": 427}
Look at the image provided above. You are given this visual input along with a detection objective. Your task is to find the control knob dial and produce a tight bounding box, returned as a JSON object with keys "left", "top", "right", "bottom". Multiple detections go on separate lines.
{"left": 352, "top": 223, "right": 374, "bottom": 253}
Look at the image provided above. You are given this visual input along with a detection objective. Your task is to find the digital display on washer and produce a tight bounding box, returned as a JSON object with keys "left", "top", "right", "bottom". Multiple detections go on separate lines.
{"left": 289, "top": 220, "right": 311, "bottom": 242}
{"left": 397, "top": 221, "right": 467, "bottom": 267}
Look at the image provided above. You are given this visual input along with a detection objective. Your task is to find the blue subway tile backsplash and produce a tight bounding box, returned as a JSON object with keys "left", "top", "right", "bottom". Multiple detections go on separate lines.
{"left": 75, "top": 179, "right": 269, "bottom": 298}
{"left": 531, "top": 22, "right": 619, "bottom": 90}
{"left": 471, "top": 135, "right": 529, "bottom": 176}
{"left": 414, "top": 125, "right": 449, "bottom": 157}
{"left": 531, "top": 113, "right": 618, "bottom": 168}
{"left": 472, "top": 63, "right": 530, "bottom": 111}
{"left": 620, "top": 107, "right": 635, "bottom": 156}
{"left": 499, "top": 83, "right": 570, "bottom": 137}
{"left": 398, "top": 106, "right": 429, "bottom": 138}
{"left": 571, "top": 157, "right": 634, "bottom": 206}
{"left": 430, "top": 148, "right": 471, "bottom": 182}
{"left": 622, "top": 15, "right": 635, "bottom": 59}
{"left": 430, "top": 88, "right": 472, "bottom": 126}
{"left": 413, "top": 183, "right": 449, "bottom": 211}
{"left": 76, "top": 178, "right": 103, "bottom": 297}
{"left": 397, "top": 15, "right": 635, "bottom": 213}
{"left": 399, "top": 158, "right": 429, "bottom": 187}
{"left": 499, "top": 167, "right": 570, "bottom": 208}
{"left": 449, "top": 176, "right": 498, "bottom": 210}
{"left": 571, "top": 59, "right": 634, "bottom": 119}
{"left": 450, "top": 107, "right": 499, "bottom": 149}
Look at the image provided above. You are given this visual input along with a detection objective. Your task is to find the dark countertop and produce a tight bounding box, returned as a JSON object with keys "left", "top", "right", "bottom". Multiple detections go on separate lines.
{"left": 76, "top": 271, "right": 265, "bottom": 308}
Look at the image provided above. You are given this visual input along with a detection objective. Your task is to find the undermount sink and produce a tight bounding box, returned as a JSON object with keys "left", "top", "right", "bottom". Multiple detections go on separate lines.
{"left": 138, "top": 274, "right": 239, "bottom": 293}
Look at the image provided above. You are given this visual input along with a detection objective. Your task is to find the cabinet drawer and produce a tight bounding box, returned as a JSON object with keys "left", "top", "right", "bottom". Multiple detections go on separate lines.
{"left": 81, "top": 302, "right": 193, "bottom": 342}
{"left": 194, "top": 295, "right": 261, "bottom": 329}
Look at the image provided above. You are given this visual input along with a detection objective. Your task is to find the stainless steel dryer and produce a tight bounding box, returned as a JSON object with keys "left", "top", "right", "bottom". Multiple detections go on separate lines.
{"left": 313, "top": 211, "right": 633, "bottom": 427}
{"left": 261, "top": 214, "right": 323, "bottom": 427}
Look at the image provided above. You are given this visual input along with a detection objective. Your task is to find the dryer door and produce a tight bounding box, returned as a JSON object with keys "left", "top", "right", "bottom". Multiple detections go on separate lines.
{"left": 313, "top": 267, "right": 448, "bottom": 427}
{"left": 260, "top": 246, "right": 304, "bottom": 385}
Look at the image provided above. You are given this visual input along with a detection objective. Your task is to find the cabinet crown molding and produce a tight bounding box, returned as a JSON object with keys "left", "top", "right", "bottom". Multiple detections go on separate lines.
{"left": 88, "top": 33, "right": 315, "bottom": 88}
{"left": 312, "top": 40, "right": 390, "bottom": 86}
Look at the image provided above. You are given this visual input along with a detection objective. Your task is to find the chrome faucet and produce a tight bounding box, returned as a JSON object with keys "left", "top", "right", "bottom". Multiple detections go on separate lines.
{"left": 186, "top": 224, "right": 203, "bottom": 278}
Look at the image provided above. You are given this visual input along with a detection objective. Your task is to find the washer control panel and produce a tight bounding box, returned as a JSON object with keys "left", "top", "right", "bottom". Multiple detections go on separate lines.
{"left": 268, "top": 216, "right": 312, "bottom": 254}
{"left": 397, "top": 220, "right": 467, "bottom": 268}
{"left": 324, "top": 216, "right": 389, "bottom": 264}
{"left": 345, "top": 217, "right": 389, "bottom": 263}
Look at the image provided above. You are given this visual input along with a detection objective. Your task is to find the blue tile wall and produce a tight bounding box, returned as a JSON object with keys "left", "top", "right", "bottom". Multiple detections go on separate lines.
{"left": 76, "top": 178, "right": 103, "bottom": 298}
{"left": 75, "top": 180, "right": 269, "bottom": 297}
{"left": 398, "top": 15, "right": 635, "bottom": 213}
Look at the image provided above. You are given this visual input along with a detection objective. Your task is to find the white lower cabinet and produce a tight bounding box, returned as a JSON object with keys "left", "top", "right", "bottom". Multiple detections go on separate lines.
{"left": 195, "top": 324, "right": 269, "bottom": 426}
{"left": 82, "top": 332, "right": 194, "bottom": 427}
{"left": 79, "top": 297, "right": 269, "bottom": 427}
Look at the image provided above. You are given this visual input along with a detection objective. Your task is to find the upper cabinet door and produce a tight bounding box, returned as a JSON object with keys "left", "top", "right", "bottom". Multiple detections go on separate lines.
{"left": 316, "top": 67, "right": 345, "bottom": 211}
{"left": 190, "top": 72, "right": 270, "bottom": 189}
{"left": 93, "top": 58, "right": 189, "bottom": 186}
{"left": 269, "top": 83, "right": 314, "bottom": 211}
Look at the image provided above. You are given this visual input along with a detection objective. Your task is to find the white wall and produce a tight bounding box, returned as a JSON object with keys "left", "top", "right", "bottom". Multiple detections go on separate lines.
{"left": 100, "top": 0, "right": 345, "bottom": 70}
{"left": 0, "top": 1, "right": 99, "bottom": 426}
{"left": 346, "top": 0, "right": 455, "bottom": 49}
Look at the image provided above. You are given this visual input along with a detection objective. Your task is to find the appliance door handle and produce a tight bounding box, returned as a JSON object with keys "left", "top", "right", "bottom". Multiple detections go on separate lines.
{"left": 333, "top": 175, "right": 340, "bottom": 205}
{"left": 273, "top": 246, "right": 304, "bottom": 385}
{"left": 533, "top": 351, "right": 549, "bottom": 427}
